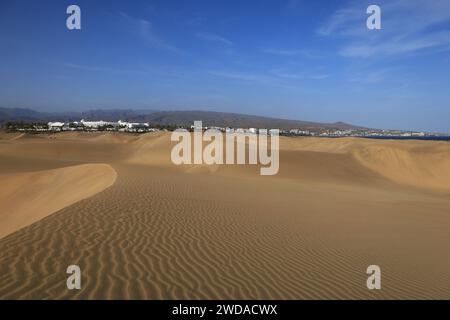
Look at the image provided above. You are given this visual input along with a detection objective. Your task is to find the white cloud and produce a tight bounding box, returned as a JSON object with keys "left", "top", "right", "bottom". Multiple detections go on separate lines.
{"left": 209, "top": 68, "right": 328, "bottom": 89}
{"left": 63, "top": 63, "right": 146, "bottom": 75}
{"left": 270, "top": 69, "right": 329, "bottom": 81}
{"left": 119, "top": 11, "right": 182, "bottom": 54}
{"left": 310, "top": 74, "right": 329, "bottom": 80}
{"left": 340, "top": 31, "right": 450, "bottom": 57}
{"left": 262, "top": 48, "right": 317, "bottom": 58}
{"left": 318, "top": 0, "right": 450, "bottom": 57}
{"left": 317, "top": 7, "right": 362, "bottom": 36}
{"left": 209, "top": 71, "right": 271, "bottom": 83}
{"left": 195, "top": 33, "right": 233, "bottom": 46}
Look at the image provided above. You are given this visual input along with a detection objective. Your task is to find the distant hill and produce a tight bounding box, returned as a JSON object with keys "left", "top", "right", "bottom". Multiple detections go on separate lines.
{"left": 0, "top": 107, "right": 50, "bottom": 122}
{"left": 0, "top": 107, "right": 78, "bottom": 123}
{"left": 137, "top": 111, "right": 367, "bottom": 130}
{"left": 79, "top": 109, "right": 160, "bottom": 122}
{"left": 0, "top": 107, "right": 367, "bottom": 131}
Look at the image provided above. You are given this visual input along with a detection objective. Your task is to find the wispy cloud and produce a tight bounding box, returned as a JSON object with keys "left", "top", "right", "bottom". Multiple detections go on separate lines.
{"left": 310, "top": 74, "right": 329, "bottom": 80}
{"left": 285, "top": 0, "right": 302, "bottom": 10}
{"left": 269, "top": 71, "right": 304, "bottom": 80}
{"left": 195, "top": 32, "right": 233, "bottom": 46}
{"left": 119, "top": 11, "right": 182, "bottom": 54}
{"left": 64, "top": 63, "right": 108, "bottom": 72}
{"left": 262, "top": 48, "right": 317, "bottom": 58}
{"left": 348, "top": 68, "right": 392, "bottom": 84}
{"left": 209, "top": 70, "right": 302, "bottom": 91}
{"left": 63, "top": 62, "right": 145, "bottom": 75}
{"left": 209, "top": 68, "right": 328, "bottom": 89}
{"left": 340, "top": 31, "right": 450, "bottom": 57}
{"left": 270, "top": 69, "right": 329, "bottom": 81}
{"left": 317, "top": 7, "right": 362, "bottom": 36}
{"left": 318, "top": 0, "right": 450, "bottom": 57}
{"left": 209, "top": 71, "right": 272, "bottom": 83}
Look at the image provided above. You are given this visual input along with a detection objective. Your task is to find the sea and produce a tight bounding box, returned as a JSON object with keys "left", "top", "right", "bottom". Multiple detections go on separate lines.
{"left": 362, "top": 136, "right": 450, "bottom": 141}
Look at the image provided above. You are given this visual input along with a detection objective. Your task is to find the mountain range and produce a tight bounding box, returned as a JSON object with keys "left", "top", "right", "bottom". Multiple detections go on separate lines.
{"left": 0, "top": 107, "right": 368, "bottom": 131}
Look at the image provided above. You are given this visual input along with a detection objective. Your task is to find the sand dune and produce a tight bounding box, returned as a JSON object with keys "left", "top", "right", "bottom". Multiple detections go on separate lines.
{"left": 353, "top": 144, "right": 450, "bottom": 191}
{"left": 0, "top": 163, "right": 117, "bottom": 239}
{"left": 0, "top": 132, "right": 26, "bottom": 141}
{"left": 0, "top": 132, "right": 449, "bottom": 299}
{"left": 126, "top": 133, "right": 450, "bottom": 191}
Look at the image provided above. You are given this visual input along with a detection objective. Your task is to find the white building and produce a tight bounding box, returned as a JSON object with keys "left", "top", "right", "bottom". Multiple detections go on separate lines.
{"left": 48, "top": 122, "right": 65, "bottom": 131}
{"left": 118, "top": 120, "right": 150, "bottom": 131}
{"left": 80, "top": 119, "right": 117, "bottom": 128}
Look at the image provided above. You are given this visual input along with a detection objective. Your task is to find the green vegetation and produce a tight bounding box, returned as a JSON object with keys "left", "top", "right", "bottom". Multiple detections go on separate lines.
{"left": 4, "top": 121, "right": 49, "bottom": 132}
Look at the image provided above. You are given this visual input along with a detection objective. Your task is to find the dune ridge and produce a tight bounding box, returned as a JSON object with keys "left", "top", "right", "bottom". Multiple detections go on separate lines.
{"left": 352, "top": 144, "right": 450, "bottom": 191}
{"left": 0, "top": 163, "right": 117, "bottom": 239}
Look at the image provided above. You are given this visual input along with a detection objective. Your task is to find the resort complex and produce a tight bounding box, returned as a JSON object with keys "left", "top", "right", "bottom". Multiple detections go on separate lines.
{"left": 3, "top": 119, "right": 443, "bottom": 138}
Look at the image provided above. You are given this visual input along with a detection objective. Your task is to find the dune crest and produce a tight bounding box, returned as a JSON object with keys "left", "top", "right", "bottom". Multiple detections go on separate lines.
{"left": 352, "top": 144, "right": 450, "bottom": 191}
{"left": 0, "top": 163, "right": 117, "bottom": 239}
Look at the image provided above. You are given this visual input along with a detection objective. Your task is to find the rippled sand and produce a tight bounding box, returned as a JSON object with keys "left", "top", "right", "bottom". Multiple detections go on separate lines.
{"left": 0, "top": 132, "right": 449, "bottom": 299}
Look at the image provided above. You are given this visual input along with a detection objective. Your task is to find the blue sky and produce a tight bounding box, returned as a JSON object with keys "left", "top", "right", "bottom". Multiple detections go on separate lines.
{"left": 1, "top": 0, "right": 450, "bottom": 132}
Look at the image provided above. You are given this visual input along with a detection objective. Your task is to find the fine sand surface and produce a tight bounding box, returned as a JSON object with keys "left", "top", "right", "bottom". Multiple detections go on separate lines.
{"left": 0, "top": 132, "right": 449, "bottom": 299}
{"left": 0, "top": 164, "right": 117, "bottom": 239}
